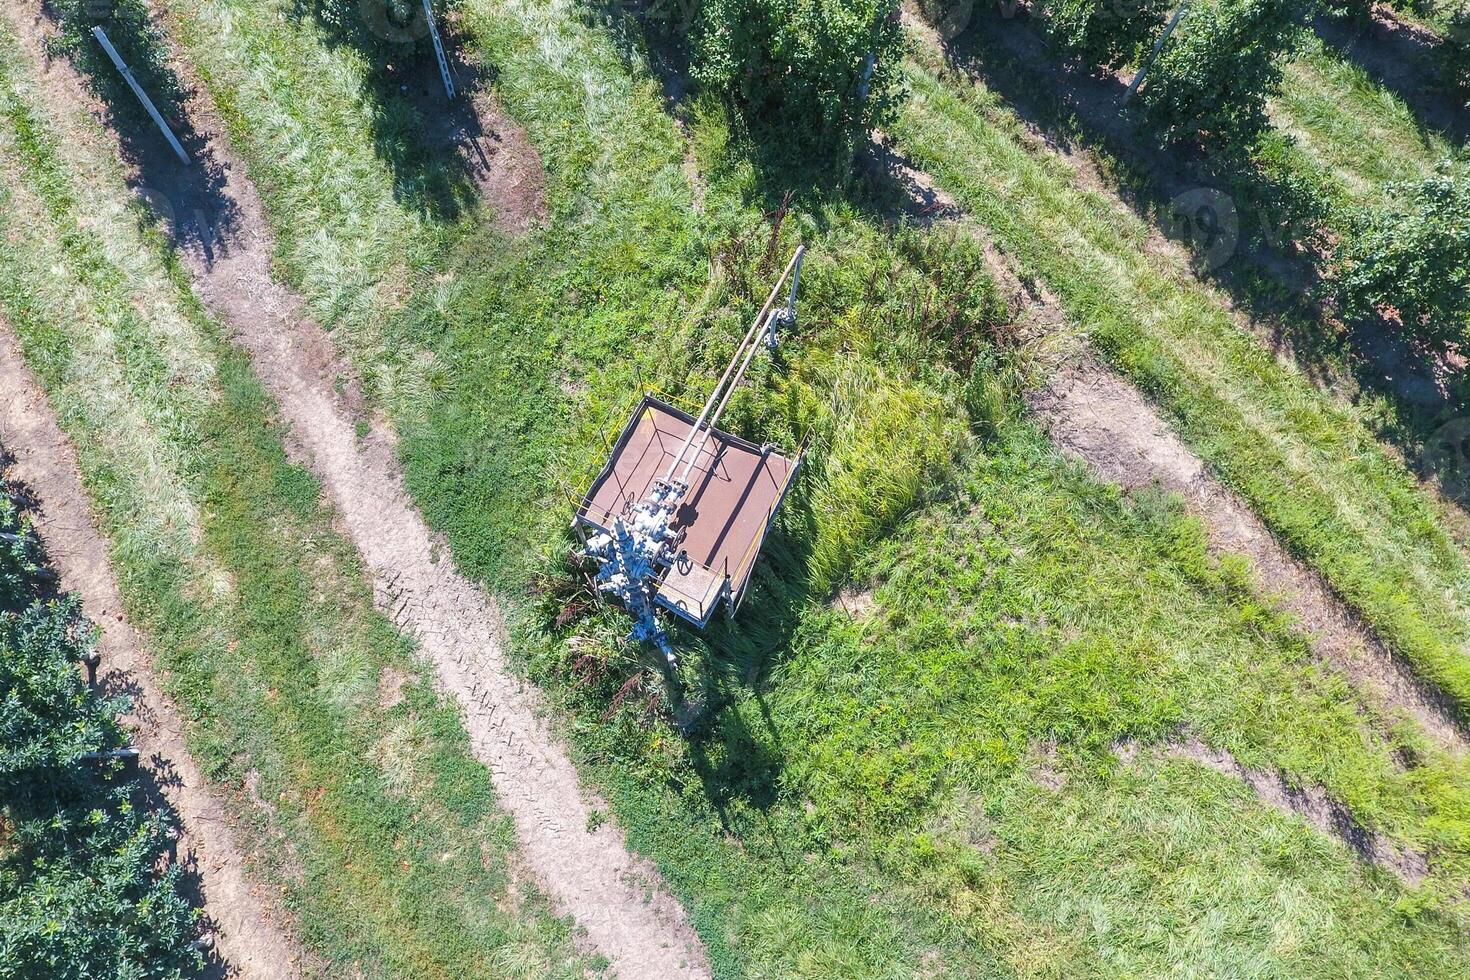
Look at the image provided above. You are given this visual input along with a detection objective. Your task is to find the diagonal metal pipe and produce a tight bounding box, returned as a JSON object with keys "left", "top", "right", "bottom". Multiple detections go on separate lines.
{"left": 665, "top": 246, "right": 805, "bottom": 485}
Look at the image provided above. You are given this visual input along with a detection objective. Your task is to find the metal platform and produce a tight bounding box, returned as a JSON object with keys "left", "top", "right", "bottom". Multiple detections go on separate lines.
{"left": 577, "top": 396, "right": 801, "bottom": 627}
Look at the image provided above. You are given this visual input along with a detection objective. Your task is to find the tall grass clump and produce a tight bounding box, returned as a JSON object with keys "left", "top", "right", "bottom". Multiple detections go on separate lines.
{"left": 806, "top": 366, "right": 966, "bottom": 594}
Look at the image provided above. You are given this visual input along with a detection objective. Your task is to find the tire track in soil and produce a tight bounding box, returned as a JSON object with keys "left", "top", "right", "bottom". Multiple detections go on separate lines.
{"left": 0, "top": 323, "right": 309, "bottom": 980}
{"left": 4, "top": 5, "right": 711, "bottom": 976}
{"left": 873, "top": 141, "right": 1469, "bottom": 757}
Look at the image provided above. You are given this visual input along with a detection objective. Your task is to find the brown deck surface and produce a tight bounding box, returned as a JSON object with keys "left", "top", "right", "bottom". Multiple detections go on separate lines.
{"left": 581, "top": 398, "right": 798, "bottom": 623}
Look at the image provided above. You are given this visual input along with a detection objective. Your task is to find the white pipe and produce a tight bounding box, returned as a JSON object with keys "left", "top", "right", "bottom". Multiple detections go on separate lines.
{"left": 677, "top": 308, "right": 772, "bottom": 485}
{"left": 91, "top": 28, "right": 190, "bottom": 166}
{"left": 663, "top": 246, "right": 805, "bottom": 483}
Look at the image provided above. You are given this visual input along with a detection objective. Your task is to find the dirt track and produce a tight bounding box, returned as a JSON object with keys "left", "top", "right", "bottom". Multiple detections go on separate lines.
{"left": 876, "top": 142, "right": 1467, "bottom": 756}
{"left": 185, "top": 151, "right": 711, "bottom": 980}
{"left": 2, "top": 5, "right": 709, "bottom": 976}
{"left": 1033, "top": 358, "right": 1469, "bottom": 755}
{"left": 0, "top": 323, "right": 307, "bottom": 980}
{"left": 1116, "top": 737, "right": 1430, "bottom": 886}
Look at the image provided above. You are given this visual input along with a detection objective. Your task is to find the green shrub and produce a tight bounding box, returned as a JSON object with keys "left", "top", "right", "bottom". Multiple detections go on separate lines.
{"left": 1318, "top": 0, "right": 1375, "bottom": 23}
{"left": 1033, "top": 0, "right": 1172, "bottom": 71}
{"left": 1138, "top": 0, "right": 1309, "bottom": 150}
{"left": 296, "top": 0, "right": 445, "bottom": 57}
{"left": 0, "top": 594, "right": 118, "bottom": 799}
{"left": 0, "top": 795, "right": 198, "bottom": 980}
{"left": 1446, "top": 6, "right": 1470, "bottom": 110}
{"left": 0, "top": 499, "right": 42, "bottom": 612}
{"left": 691, "top": 0, "right": 906, "bottom": 149}
{"left": 1333, "top": 164, "right": 1470, "bottom": 350}
{"left": 0, "top": 498, "right": 199, "bottom": 980}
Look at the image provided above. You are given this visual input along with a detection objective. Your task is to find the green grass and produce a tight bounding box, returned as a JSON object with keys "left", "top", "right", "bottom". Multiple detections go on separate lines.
{"left": 162, "top": 0, "right": 460, "bottom": 407}
{"left": 891, "top": 49, "right": 1470, "bottom": 718}
{"left": 1272, "top": 32, "right": 1456, "bottom": 208}
{"left": 1377, "top": 0, "right": 1468, "bottom": 41}
{"left": 0, "top": 20, "right": 592, "bottom": 979}
{"left": 130, "top": 0, "right": 1470, "bottom": 974}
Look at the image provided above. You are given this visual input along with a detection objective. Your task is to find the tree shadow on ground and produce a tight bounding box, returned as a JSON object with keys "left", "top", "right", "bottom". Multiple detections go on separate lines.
{"left": 931, "top": 9, "right": 1470, "bottom": 497}
{"left": 37, "top": 1, "right": 240, "bottom": 256}
{"left": 129, "top": 757, "right": 233, "bottom": 980}
{"left": 664, "top": 497, "right": 816, "bottom": 832}
{"left": 1312, "top": 9, "right": 1469, "bottom": 146}
{"left": 286, "top": 0, "right": 496, "bottom": 222}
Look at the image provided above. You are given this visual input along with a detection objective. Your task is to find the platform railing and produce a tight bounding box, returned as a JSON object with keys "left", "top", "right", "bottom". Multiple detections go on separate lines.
{"left": 727, "top": 431, "right": 812, "bottom": 613}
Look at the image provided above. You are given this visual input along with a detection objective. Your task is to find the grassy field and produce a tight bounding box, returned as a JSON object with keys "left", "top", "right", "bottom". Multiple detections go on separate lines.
{"left": 104, "top": 0, "right": 1470, "bottom": 975}
{"left": 891, "top": 36, "right": 1470, "bottom": 721}
{"left": 0, "top": 19, "right": 594, "bottom": 978}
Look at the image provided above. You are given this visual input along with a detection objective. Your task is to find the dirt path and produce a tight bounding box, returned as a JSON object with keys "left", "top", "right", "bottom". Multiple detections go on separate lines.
{"left": 0, "top": 323, "right": 308, "bottom": 980}
{"left": 4, "top": 6, "right": 710, "bottom": 976}
{"left": 905, "top": 5, "right": 1470, "bottom": 433}
{"left": 1033, "top": 357, "right": 1468, "bottom": 754}
{"left": 1116, "top": 738, "right": 1430, "bottom": 886}
{"left": 873, "top": 142, "right": 1468, "bottom": 756}
{"left": 187, "top": 154, "right": 710, "bottom": 980}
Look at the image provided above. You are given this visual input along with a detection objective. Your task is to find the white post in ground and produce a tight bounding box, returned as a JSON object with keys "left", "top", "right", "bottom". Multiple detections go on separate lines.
{"left": 90, "top": 28, "right": 190, "bottom": 165}
{"left": 1123, "top": 4, "right": 1190, "bottom": 106}
{"left": 422, "top": 0, "right": 456, "bottom": 100}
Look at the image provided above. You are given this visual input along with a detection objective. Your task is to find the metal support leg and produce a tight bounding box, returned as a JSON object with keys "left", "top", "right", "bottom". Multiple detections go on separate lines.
{"left": 423, "top": 0, "right": 456, "bottom": 100}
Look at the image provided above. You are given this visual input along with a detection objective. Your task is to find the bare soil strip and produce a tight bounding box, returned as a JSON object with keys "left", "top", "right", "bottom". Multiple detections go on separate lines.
{"left": 0, "top": 324, "right": 307, "bottom": 980}
{"left": 1032, "top": 357, "right": 1469, "bottom": 754}
{"left": 1116, "top": 737, "right": 1430, "bottom": 886}
{"left": 904, "top": 4, "right": 1469, "bottom": 429}
{"left": 3, "top": 6, "right": 709, "bottom": 975}
{"left": 875, "top": 144, "right": 1468, "bottom": 755}
{"left": 187, "top": 163, "right": 710, "bottom": 980}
